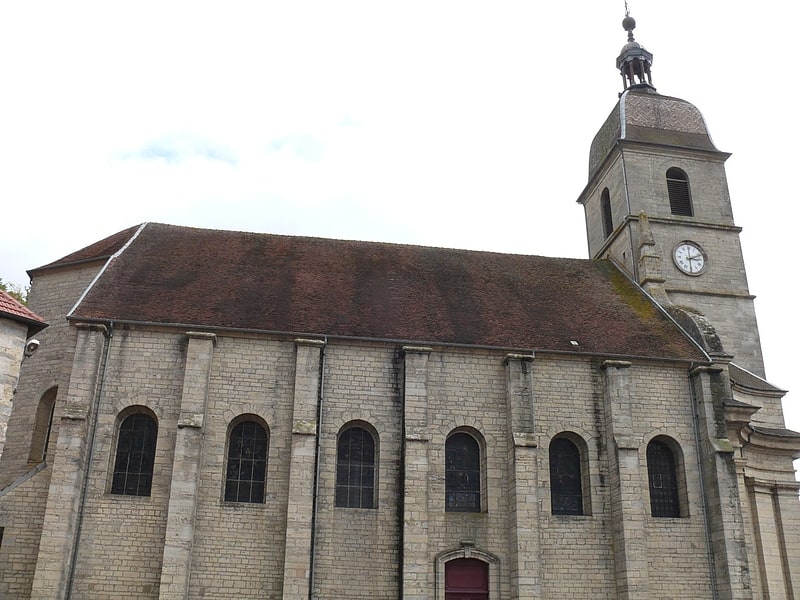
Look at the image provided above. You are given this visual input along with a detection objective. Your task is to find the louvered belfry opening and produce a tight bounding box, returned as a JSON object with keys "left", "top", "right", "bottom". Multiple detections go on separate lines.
{"left": 666, "top": 168, "right": 693, "bottom": 216}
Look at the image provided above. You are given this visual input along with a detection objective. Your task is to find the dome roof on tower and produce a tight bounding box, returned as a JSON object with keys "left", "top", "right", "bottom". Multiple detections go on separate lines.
{"left": 619, "top": 40, "right": 644, "bottom": 54}
{"left": 588, "top": 90, "right": 721, "bottom": 179}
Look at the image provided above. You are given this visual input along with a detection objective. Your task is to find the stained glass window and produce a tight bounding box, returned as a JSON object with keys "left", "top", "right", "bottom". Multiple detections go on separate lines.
{"left": 335, "top": 426, "right": 376, "bottom": 508}
{"left": 647, "top": 439, "right": 680, "bottom": 517}
{"left": 550, "top": 437, "right": 583, "bottom": 515}
{"left": 446, "top": 432, "right": 481, "bottom": 512}
{"left": 225, "top": 420, "right": 268, "bottom": 503}
{"left": 111, "top": 412, "right": 157, "bottom": 496}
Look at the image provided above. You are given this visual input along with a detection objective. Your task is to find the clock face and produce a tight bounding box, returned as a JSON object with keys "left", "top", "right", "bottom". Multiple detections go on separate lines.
{"left": 673, "top": 241, "right": 706, "bottom": 275}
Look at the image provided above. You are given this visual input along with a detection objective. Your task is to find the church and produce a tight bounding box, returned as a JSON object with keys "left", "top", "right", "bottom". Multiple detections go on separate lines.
{"left": 0, "top": 14, "right": 798, "bottom": 600}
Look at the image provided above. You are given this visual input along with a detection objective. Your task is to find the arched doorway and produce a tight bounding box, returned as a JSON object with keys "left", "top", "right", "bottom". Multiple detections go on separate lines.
{"left": 444, "top": 558, "right": 489, "bottom": 600}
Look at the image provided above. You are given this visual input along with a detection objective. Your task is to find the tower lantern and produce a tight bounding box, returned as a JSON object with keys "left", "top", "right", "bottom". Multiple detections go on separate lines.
{"left": 616, "top": 12, "right": 655, "bottom": 92}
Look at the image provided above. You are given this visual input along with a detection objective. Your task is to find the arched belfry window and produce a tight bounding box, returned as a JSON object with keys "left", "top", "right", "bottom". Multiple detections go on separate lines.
{"left": 111, "top": 410, "right": 158, "bottom": 496}
{"left": 666, "top": 168, "right": 693, "bottom": 216}
{"left": 445, "top": 431, "right": 481, "bottom": 512}
{"left": 549, "top": 436, "right": 585, "bottom": 515}
{"left": 225, "top": 418, "right": 269, "bottom": 503}
{"left": 601, "top": 188, "right": 613, "bottom": 238}
{"left": 647, "top": 438, "right": 681, "bottom": 517}
{"left": 335, "top": 423, "right": 377, "bottom": 509}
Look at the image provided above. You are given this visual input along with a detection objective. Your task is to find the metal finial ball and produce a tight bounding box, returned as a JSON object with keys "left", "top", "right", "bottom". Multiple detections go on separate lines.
{"left": 622, "top": 15, "right": 636, "bottom": 32}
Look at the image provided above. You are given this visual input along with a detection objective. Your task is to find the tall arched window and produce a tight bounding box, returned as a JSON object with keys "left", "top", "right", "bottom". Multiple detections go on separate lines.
{"left": 600, "top": 188, "right": 613, "bottom": 238}
{"left": 550, "top": 436, "right": 584, "bottom": 515}
{"left": 225, "top": 418, "right": 269, "bottom": 503}
{"left": 335, "top": 424, "right": 377, "bottom": 509}
{"left": 111, "top": 411, "right": 158, "bottom": 496}
{"left": 445, "top": 431, "right": 481, "bottom": 512}
{"left": 29, "top": 387, "right": 57, "bottom": 463}
{"left": 647, "top": 439, "right": 681, "bottom": 517}
{"left": 666, "top": 167, "right": 693, "bottom": 216}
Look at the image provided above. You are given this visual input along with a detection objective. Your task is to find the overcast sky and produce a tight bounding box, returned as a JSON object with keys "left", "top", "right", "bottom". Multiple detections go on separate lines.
{"left": 1, "top": 1, "right": 798, "bottom": 451}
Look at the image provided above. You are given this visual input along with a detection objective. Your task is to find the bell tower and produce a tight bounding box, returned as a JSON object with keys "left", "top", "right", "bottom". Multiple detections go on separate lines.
{"left": 577, "top": 12, "right": 766, "bottom": 379}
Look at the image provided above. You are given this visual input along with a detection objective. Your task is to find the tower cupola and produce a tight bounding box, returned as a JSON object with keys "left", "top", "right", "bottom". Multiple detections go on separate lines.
{"left": 616, "top": 11, "right": 655, "bottom": 92}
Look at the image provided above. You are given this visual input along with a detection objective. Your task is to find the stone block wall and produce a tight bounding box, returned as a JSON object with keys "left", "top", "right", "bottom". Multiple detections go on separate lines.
{"left": 3, "top": 317, "right": 794, "bottom": 598}
{"left": 189, "top": 335, "right": 296, "bottom": 599}
{"left": 0, "top": 318, "right": 27, "bottom": 459}
{"left": 0, "top": 264, "right": 104, "bottom": 598}
{"left": 65, "top": 326, "right": 185, "bottom": 598}
{"left": 311, "top": 342, "right": 402, "bottom": 599}
{"left": 0, "top": 264, "right": 102, "bottom": 484}
{"left": 0, "top": 467, "right": 52, "bottom": 598}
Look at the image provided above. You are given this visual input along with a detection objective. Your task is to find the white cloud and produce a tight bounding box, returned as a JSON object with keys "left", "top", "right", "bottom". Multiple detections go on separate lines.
{"left": 116, "top": 131, "right": 239, "bottom": 165}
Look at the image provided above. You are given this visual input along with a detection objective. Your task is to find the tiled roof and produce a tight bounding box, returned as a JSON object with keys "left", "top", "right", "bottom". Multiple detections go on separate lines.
{"left": 588, "top": 91, "right": 721, "bottom": 180}
{"left": 61, "top": 223, "right": 704, "bottom": 360}
{"left": 29, "top": 225, "right": 141, "bottom": 274}
{"left": 0, "top": 290, "right": 47, "bottom": 336}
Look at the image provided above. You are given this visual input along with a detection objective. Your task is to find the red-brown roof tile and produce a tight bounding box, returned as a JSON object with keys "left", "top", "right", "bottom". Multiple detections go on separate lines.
{"left": 67, "top": 223, "right": 704, "bottom": 360}
{"left": 0, "top": 290, "right": 47, "bottom": 336}
{"left": 29, "top": 225, "right": 142, "bottom": 274}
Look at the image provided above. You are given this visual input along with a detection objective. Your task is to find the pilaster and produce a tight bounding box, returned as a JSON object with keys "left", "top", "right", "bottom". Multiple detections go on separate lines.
{"left": 601, "top": 359, "right": 649, "bottom": 600}
{"left": 773, "top": 483, "right": 800, "bottom": 598}
{"left": 401, "top": 345, "right": 432, "bottom": 600}
{"left": 158, "top": 331, "right": 216, "bottom": 599}
{"left": 503, "top": 353, "right": 540, "bottom": 599}
{"left": 283, "top": 338, "right": 324, "bottom": 599}
{"left": 732, "top": 456, "right": 764, "bottom": 596}
{"left": 690, "top": 365, "right": 752, "bottom": 599}
{"left": 30, "top": 324, "right": 108, "bottom": 600}
{"left": 746, "top": 480, "right": 795, "bottom": 599}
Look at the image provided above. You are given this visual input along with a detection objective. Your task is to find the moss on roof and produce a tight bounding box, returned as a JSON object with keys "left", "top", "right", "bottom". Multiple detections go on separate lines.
{"left": 54, "top": 223, "right": 703, "bottom": 360}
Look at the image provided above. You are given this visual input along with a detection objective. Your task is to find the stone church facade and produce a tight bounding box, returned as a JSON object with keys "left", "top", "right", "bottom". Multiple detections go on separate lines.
{"left": 1, "top": 16, "right": 798, "bottom": 600}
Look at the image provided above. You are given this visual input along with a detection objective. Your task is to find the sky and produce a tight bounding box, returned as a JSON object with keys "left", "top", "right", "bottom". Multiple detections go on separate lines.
{"left": 1, "top": 1, "right": 798, "bottom": 463}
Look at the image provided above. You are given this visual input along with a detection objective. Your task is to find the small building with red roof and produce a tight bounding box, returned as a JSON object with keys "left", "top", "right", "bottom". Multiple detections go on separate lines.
{"left": 0, "top": 290, "right": 46, "bottom": 458}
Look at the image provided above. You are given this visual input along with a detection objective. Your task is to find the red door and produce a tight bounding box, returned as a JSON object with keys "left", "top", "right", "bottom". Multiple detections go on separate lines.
{"left": 445, "top": 558, "right": 489, "bottom": 600}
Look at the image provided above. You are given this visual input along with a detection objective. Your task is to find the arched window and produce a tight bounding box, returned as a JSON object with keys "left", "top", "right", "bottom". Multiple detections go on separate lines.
{"left": 29, "top": 387, "right": 57, "bottom": 463}
{"left": 335, "top": 424, "right": 377, "bottom": 509}
{"left": 111, "top": 411, "right": 157, "bottom": 496}
{"left": 445, "top": 431, "right": 481, "bottom": 512}
{"left": 225, "top": 418, "right": 269, "bottom": 503}
{"left": 445, "top": 558, "right": 489, "bottom": 600}
{"left": 601, "top": 188, "right": 613, "bottom": 238}
{"left": 550, "top": 436, "right": 584, "bottom": 515}
{"left": 647, "top": 439, "right": 681, "bottom": 517}
{"left": 666, "top": 167, "right": 693, "bottom": 216}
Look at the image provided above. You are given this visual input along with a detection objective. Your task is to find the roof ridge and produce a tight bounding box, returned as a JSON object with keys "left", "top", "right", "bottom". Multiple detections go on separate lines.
{"left": 67, "top": 223, "right": 150, "bottom": 318}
